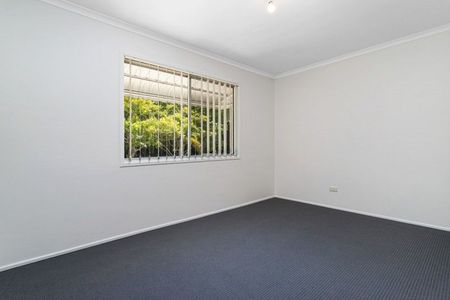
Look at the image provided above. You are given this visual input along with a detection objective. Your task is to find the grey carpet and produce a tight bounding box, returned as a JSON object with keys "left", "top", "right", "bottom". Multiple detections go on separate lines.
{"left": 1, "top": 198, "right": 450, "bottom": 300}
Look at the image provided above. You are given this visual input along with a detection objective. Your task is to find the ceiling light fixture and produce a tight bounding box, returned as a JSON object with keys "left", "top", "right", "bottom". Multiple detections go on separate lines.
{"left": 267, "top": 1, "right": 276, "bottom": 13}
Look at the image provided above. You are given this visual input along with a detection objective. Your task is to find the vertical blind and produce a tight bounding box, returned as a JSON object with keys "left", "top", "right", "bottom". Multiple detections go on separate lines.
{"left": 123, "top": 56, "right": 237, "bottom": 164}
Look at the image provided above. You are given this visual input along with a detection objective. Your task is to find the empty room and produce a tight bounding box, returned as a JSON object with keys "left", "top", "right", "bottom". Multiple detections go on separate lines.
{"left": 1, "top": 0, "right": 450, "bottom": 299}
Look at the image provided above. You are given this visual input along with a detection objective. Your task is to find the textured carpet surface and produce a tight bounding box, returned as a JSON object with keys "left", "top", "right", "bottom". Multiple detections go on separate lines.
{"left": 1, "top": 198, "right": 450, "bottom": 299}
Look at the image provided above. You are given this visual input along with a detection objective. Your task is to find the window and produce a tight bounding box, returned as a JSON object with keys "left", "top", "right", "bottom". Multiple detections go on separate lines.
{"left": 122, "top": 56, "right": 237, "bottom": 165}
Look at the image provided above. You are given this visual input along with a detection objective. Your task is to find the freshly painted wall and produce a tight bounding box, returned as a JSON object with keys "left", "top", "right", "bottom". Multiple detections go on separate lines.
{"left": 0, "top": 0, "right": 274, "bottom": 269}
{"left": 275, "top": 30, "right": 450, "bottom": 229}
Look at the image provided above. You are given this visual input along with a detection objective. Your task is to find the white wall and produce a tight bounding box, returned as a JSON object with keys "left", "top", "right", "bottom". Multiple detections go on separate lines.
{"left": 0, "top": 0, "right": 274, "bottom": 269}
{"left": 275, "top": 30, "right": 450, "bottom": 229}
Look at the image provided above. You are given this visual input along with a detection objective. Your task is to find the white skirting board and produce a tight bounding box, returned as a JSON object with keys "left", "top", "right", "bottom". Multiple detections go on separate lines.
{"left": 3, "top": 195, "right": 448, "bottom": 273}
{"left": 276, "top": 195, "right": 450, "bottom": 232}
{"left": 0, "top": 196, "right": 273, "bottom": 273}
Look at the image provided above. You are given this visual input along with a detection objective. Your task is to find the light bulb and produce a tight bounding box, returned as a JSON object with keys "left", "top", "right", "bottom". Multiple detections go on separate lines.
{"left": 267, "top": 1, "right": 276, "bottom": 13}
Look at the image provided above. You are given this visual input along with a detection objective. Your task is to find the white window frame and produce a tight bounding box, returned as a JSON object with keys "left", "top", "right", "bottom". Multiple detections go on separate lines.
{"left": 119, "top": 54, "right": 240, "bottom": 167}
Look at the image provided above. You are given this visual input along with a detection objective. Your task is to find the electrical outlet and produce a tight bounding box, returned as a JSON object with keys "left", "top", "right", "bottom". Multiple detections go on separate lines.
{"left": 329, "top": 186, "right": 339, "bottom": 192}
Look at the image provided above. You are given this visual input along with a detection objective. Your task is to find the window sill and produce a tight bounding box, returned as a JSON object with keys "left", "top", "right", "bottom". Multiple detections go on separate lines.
{"left": 120, "top": 155, "right": 240, "bottom": 167}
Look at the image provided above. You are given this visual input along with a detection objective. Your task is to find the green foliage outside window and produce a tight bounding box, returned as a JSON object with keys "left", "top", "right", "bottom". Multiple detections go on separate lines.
{"left": 124, "top": 96, "right": 231, "bottom": 160}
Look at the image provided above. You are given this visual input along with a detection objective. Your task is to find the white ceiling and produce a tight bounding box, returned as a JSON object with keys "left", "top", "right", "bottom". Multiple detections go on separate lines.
{"left": 61, "top": 0, "right": 450, "bottom": 77}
